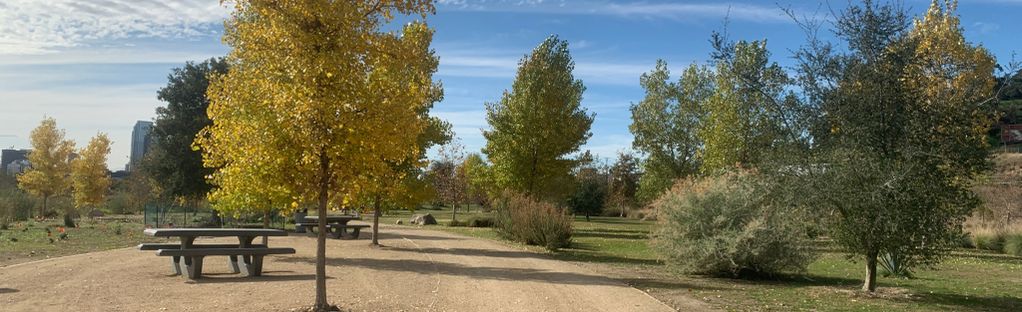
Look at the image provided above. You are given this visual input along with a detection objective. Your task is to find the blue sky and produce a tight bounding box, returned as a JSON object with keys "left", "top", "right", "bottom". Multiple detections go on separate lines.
{"left": 0, "top": 0, "right": 1018, "bottom": 170}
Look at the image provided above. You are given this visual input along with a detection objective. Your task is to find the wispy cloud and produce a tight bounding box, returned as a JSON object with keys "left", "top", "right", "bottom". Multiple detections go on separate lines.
{"left": 437, "top": 1, "right": 791, "bottom": 23}
{"left": 439, "top": 54, "right": 655, "bottom": 85}
{"left": 0, "top": 0, "right": 228, "bottom": 55}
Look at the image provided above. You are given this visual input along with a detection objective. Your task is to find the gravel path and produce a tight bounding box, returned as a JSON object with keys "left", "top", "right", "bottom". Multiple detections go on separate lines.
{"left": 0, "top": 226, "right": 681, "bottom": 311}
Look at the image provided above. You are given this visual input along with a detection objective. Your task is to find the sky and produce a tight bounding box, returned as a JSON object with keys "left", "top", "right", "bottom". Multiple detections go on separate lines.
{"left": 0, "top": 0, "right": 1019, "bottom": 170}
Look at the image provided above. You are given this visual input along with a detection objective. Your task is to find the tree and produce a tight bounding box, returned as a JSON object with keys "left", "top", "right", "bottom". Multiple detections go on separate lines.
{"left": 567, "top": 160, "right": 607, "bottom": 221}
{"left": 606, "top": 152, "right": 639, "bottom": 217}
{"left": 462, "top": 153, "right": 494, "bottom": 208}
{"left": 198, "top": 1, "right": 441, "bottom": 310}
{"left": 483, "top": 35, "right": 594, "bottom": 200}
{"left": 142, "top": 58, "right": 228, "bottom": 202}
{"left": 430, "top": 140, "right": 467, "bottom": 221}
{"left": 18, "top": 117, "right": 75, "bottom": 218}
{"left": 796, "top": 0, "right": 997, "bottom": 292}
{"left": 698, "top": 37, "right": 792, "bottom": 174}
{"left": 71, "top": 133, "right": 112, "bottom": 219}
{"left": 629, "top": 61, "right": 711, "bottom": 203}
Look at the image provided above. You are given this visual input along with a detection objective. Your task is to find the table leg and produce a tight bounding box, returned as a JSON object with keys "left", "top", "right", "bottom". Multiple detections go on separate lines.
{"left": 181, "top": 237, "right": 195, "bottom": 270}
{"left": 171, "top": 256, "right": 182, "bottom": 275}
{"left": 229, "top": 255, "right": 241, "bottom": 273}
{"left": 239, "top": 235, "right": 254, "bottom": 271}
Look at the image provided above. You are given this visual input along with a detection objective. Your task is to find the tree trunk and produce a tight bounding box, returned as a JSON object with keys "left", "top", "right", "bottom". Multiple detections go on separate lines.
{"left": 314, "top": 154, "right": 331, "bottom": 310}
{"left": 585, "top": 212, "right": 590, "bottom": 222}
{"left": 41, "top": 195, "right": 49, "bottom": 219}
{"left": 371, "top": 197, "right": 381, "bottom": 246}
{"left": 452, "top": 202, "right": 457, "bottom": 222}
{"left": 863, "top": 250, "right": 879, "bottom": 292}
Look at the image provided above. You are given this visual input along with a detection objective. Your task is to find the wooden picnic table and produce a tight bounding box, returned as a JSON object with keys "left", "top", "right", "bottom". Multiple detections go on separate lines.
{"left": 298, "top": 215, "right": 369, "bottom": 240}
{"left": 141, "top": 228, "right": 294, "bottom": 279}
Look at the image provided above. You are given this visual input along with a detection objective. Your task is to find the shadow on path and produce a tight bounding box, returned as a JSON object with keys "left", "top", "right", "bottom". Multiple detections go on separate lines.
{"left": 378, "top": 232, "right": 463, "bottom": 241}
{"left": 384, "top": 246, "right": 549, "bottom": 260}
{"left": 281, "top": 256, "right": 620, "bottom": 286}
{"left": 187, "top": 274, "right": 319, "bottom": 284}
{"left": 0, "top": 288, "right": 17, "bottom": 294}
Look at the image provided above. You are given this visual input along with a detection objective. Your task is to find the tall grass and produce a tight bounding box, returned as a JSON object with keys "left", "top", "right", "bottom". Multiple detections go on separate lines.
{"left": 492, "top": 192, "right": 572, "bottom": 250}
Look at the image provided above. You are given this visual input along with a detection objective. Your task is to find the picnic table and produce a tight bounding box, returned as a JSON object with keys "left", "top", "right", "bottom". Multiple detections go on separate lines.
{"left": 298, "top": 215, "right": 369, "bottom": 240}
{"left": 140, "top": 228, "right": 295, "bottom": 279}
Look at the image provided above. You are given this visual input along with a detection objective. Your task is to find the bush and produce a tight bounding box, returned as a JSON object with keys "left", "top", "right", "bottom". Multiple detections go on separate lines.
{"left": 493, "top": 192, "right": 572, "bottom": 250}
{"left": 0, "top": 189, "right": 34, "bottom": 225}
{"left": 652, "top": 173, "right": 816, "bottom": 278}
{"left": 467, "top": 216, "right": 494, "bottom": 228}
{"left": 447, "top": 219, "right": 467, "bottom": 227}
{"left": 973, "top": 231, "right": 1006, "bottom": 251}
{"left": 1004, "top": 234, "right": 1022, "bottom": 256}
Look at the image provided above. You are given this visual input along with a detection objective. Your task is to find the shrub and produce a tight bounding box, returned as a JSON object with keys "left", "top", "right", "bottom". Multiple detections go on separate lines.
{"left": 972, "top": 230, "right": 1006, "bottom": 251}
{"left": 0, "top": 189, "right": 35, "bottom": 225}
{"left": 467, "top": 216, "right": 494, "bottom": 228}
{"left": 1004, "top": 234, "right": 1022, "bottom": 256}
{"left": 493, "top": 192, "right": 572, "bottom": 250}
{"left": 447, "top": 219, "right": 467, "bottom": 227}
{"left": 652, "top": 173, "right": 816, "bottom": 278}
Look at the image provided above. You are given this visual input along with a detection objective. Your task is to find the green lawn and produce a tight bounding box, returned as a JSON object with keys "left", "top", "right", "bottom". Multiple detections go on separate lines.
{"left": 0, "top": 216, "right": 167, "bottom": 267}
{"left": 382, "top": 207, "right": 1022, "bottom": 312}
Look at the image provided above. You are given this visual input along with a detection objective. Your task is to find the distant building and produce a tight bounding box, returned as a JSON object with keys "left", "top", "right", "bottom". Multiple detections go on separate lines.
{"left": 128, "top": 120, "right": 154, "bottom": 171}
{"left": 1, "top": 149, "right": 30, "bottom": 176}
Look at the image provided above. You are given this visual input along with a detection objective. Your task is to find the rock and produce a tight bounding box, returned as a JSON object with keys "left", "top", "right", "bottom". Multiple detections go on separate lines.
{"left": 409, "top": 213, "right": 437, "bottom": 225}
{"left": 395, "top": 220, "right": 404, "bottom": 225}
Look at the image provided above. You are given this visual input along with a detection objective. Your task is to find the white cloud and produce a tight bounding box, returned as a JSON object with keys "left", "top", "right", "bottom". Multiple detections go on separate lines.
{"left": 437, "top": 1, "right": 791, "bottom": 23}
{"left": 0, "top": 0, "right": 229, "bottom": 55}
{"left": 439, "top": 54, "right": 655, "bottom": 85}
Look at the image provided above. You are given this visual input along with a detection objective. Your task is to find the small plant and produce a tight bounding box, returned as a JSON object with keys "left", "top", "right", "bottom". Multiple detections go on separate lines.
{"left": 973, "top": 230, "right": 1006, "bottom": 251}
{"left": 1003, "top": 234, "right": 1022, "bottom": 256}
{"left": 467, "top": 216, "right": 494, "bottom": 228}
{"left": 493, "top": 192, "right": 572, "bottom": 250}
{"left": 113, "top": 224, "right": 123, "bottom": 235}
{"left": 879, "top": 250, "right": 913, "bottom": 278}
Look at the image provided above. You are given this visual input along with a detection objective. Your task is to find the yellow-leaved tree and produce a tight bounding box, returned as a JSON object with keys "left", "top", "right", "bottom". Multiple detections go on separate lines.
{"left": 18, "top": 117, "right": 75, "bottom": 218}
{"left": 71, "top": 133, "right": 113, "bottom": 219}
{"left": 197, "top": 1, "right": 442, "bottom": 310}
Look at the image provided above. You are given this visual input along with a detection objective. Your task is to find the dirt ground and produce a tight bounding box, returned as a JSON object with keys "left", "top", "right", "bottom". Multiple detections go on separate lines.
{"left": 0, "top": 226, "right": 695, "bottom": 311}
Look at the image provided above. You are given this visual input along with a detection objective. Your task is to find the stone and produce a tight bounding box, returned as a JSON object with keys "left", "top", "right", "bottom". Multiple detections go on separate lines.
{"left": 395, "top": 220, "right": 404, "bottom": 225}
{"left": 409, "top": 213, "right": 437, "bottom": 225}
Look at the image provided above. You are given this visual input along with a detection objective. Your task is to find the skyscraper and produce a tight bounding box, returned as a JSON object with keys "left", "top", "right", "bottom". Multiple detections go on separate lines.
{"left": 128, "top": 120, "right": 153, "bottom": 171}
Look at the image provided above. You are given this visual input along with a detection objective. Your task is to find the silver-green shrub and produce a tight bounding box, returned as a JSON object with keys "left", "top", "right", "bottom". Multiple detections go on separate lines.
{"left": 652, "top": 173, "right": 815, "bottom": 277}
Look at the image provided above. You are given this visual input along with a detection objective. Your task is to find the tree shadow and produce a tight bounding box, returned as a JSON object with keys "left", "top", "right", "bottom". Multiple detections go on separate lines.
{"left": 902, "top": 291, "right": 1022, "bottom": 312}
{"left": 551, "top": 251, "right": 661, "bottom": 266}
{"left": 0, "top": 288, "right": 17, "bottom": 294}
{"left": 620, "top": 278, "right": 727, "bottom": 292}
{"left": 573, "top": 231, "right": 648, "bottom": 240}
{"left": 378, "top": 232, "right": 463, "bottom": 241}
{"left": 948, "top": 251, "right": 1022, "bottom": 263}
{"left": 188, "top": 274, "right": 319, "bottom": 284}
{"left": 280, "top": 256, "right": 622, "bottom": 286}
{"left": 575, "top": 228, "right": 648, "bottom": 234}
{"left": 384, "top": 246, "right": 549, "bottom": 260}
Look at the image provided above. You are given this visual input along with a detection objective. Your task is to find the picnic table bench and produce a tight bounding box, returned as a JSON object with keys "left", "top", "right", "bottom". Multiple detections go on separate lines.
{"left": 297, "top": 215, "right": 370, "bottom": 240}
{"left": 141, "top": 228, "right": 295, "bottom": 279}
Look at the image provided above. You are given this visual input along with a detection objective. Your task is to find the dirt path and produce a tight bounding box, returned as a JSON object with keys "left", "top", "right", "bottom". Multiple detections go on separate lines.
{"left": 0, "top": 226, "right": 685, "bottom": 311}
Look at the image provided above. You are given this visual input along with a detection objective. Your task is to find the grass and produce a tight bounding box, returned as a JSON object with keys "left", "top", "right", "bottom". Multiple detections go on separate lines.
{"left": 383, "top": 206, "right": 1022, "bottom": 312}
{"left": 0, "top": 216, "right": 168, "bottom": 267}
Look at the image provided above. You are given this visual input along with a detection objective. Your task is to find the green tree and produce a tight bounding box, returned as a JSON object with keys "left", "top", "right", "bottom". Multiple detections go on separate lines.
{"left": 567, "top": 161, "right": 607, "bottom": 221}
{"left": 796, "top": 0, "right": 997, "bottom": 292}
{"left": 71, "top": 133, "right": 112, "bottom": 218}
{"left": 699, "top": 38, "right": 792, "bottom": 174}
{"left": 606, "top": 152, "right": 639, "bottom": 217}
{"left": 143, "top": 58, "right": 228, "bottom": 202}
{"left": 484, "top": 35, "right": 594, "bottom": 200}
{"left": 17, "top": 117, "right": 75, "bottom": 218}
{"left": 462, "top": 153, "right": 494, "bottom": 207}
{"left": 198, "top": 1, "right": 441, "bottom": 309}
{"left": 629, "top": 61, "right": 711, "bottom": 203}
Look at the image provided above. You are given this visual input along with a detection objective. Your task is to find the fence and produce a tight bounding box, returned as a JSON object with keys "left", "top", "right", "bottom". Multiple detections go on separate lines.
{"left": 143, "top": 202, "right": 292, "bottom": 229}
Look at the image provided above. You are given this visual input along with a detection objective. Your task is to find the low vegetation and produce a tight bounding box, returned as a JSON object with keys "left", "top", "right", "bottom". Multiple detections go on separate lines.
{"left": 653, "top": 173, "right": 815, "bottom": 277}
{"left": 492, "top": 192, "right": 572, "bottom": 250}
